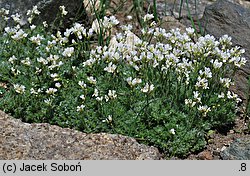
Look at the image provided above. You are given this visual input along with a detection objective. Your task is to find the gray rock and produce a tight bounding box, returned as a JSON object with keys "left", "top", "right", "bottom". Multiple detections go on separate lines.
{"left": 0, "top": 0, "right": 87, "bottom": 28}
{"left": 0, "top": 111, "right": 162, "bottom": 160}
{"left": 201, "top": 0, "right": 250, "bottom": 101}
{"left": 148, "top": 0, "right": 215, "bottom": 19}
{"left": 221, "top": 136, "right": 250, "bottom": 160}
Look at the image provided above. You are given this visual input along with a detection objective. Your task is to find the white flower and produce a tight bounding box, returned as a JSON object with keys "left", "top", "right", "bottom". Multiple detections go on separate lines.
{"left": 11, "top": 67, "right": 21, "bottom": 76}
{"left": 83, "top": 58, "right": 96, "bottom": 67}
{"left": 108, "top": 90, "right": 117, "bottom": 99}
{"left": 141, "top": 83, "right": 154, "bottom": 93}
{"left": 193, "top": 91, "right": 201, "bottom": 103}
{"left": 46, "top": 88, "right": 57, "bottom": 95}
{"left": 212, "top": 59, "right": 223, "bottom": 69}
{"left": 91, "top": 19, "right": 101, "bottom": 34}
{"left": 185, "top": 99, "right": 196, "bottom": 107}
{"left": 87, "top": 28, "right": 94, "bottom": 37}
{"left": 132, "top": 78, "right": 142, "bottom": 86}
{"left": 59, "top": 6, "right": 68, "bottom": 16}
{"left": 80, "top": 94, "right": 85, "bottom": 100}
{"left": 11, "top": 29, "right": 28, "bottom": 40}
{"left": 219, "top": 34, "right": 232, "bottom": 45}
{"left": 11, "top": 13, "right": 21, "bottom": 23}
{"left": 227, "top": 91, "right": 234, "bottom": 99}
{"left": 77, "top": 104, "right": 85, "bottom": 112}
{"left": 92, "top": 88, "right": 99, "bottom": 97}
{"left": 199, "top": 67, "right": 212, "bottom": 78}
{"left": 13, "top": 84, "right": 25, "bottom": 94}
{"left": 143, "top": 14, "right": 154, "bottom": 22}
{"left": 55, "top": 82, "right": 61, "bottom": 88}
{"left": 78, "top": 81, "right": 86, "bottom": 88}
{"left": 198, "top": 105, "right": 211, "bottom": 117}
{"left": 170, "top": 128, "right": 175, "bottom": 135}
{"left": 28, "top": 17, "right": 33, "bottom": 24}
{"left": 29, "top": 34, "right": 44, "bottom": 45}
{"left": 43, "top": 21, "right": 48, "bottom": 28}
{"left": 127, "top": 77, "right": 142, "bottom": 87}
{"left": 109, "top": 16, "right": 119, "bottom": 26}
{"left": 218, "top": 92, "right": 225, "bottom": 99}
{"left": 62, "top": 47, "right": 74, "bottom": 57}
{"left": 102, "top": 115, "right": 113, "bottom": 123}
{"left": 35, "top": 67, "right": 42, "bottom": 74}
{"left": 234, "top": 57, "right": 247, "bottom": 67}
{"left": 50, "top": 73, "right": 60, "bottom": 81}
{"left": 0, "top": 8, "right": 9, "bottom": 15}
{"left": 8, "top": 55, "right": 17, "bottom": 64}
{"left": 64, "top": 28, "right": 72, "bottom": 38}
{"left": 37, "top": 57, "right": 48, "bottom": 65}
{"left": 51, "top": 73, "right": 58, "bottom": 78}
{"left": 227, "top": 91, "right": 241, "bottom": 103}
{"left": 4, "top": 26, "right": 15, "bottom": 35}
{"left": 30, "top": 24, "right": 36, "bottom": 30}
{"left": 105, "top": 95, "right": 109, "bottom": 102}
{"left": 127, "top": 15, "right": 133, "bottom": 20}
{"left": 30, "top": 88, "right": 38, "bottom": 95}
{"left": 103, "top": 16, "right": 119, "bottom": 29}
{"left": 21, "top": 57, "right": 31, "bottom": 66}
{"left": 44, "top": 98, "right": 51, "bottom": 105}
{"left": 195, "top": 76, "right": 209, "bottom": 89}
{"left": 186, "top": 27, "right": 195, "bottom": 35}
{"left": 96, "top": 96, "right": 103, "bottom": 101}
{"left": 104, "top": 62, "right": 117, "bottom": 73}
{"left": 87, "top": 76, "right": 96, "bottom": 84}
{"left": 220, "top": 78, "right": 233, "bottom": 88}
{"left": 29, "top": 5, "right": 40, "bottom": 15}
{"left": 71, "top": 22, "right": 86, "bottom": 39}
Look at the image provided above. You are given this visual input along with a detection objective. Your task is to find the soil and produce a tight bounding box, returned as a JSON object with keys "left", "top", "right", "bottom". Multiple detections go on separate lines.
{"left": 184, "top": 112, "right": 250, "bottom": 160}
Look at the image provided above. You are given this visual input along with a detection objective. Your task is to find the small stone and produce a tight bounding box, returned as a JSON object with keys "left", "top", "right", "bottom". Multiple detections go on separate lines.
{"left": 229, "top": 130, "right": 234, "bottom": 134}
{"left": 221, "top": 146, "right": 227, "bottom": 152}
{"left": 213, "top": 149, "right": 220, "bottom": 156}
{"left": 208, "top": 139, "right": 214, "bottom": 144}
{"left": 197, "top": 151, "right": 213, "bottom": 160}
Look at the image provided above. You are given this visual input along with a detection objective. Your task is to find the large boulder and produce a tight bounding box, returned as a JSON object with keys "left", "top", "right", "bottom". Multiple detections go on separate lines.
{"left": 220, "top": 136, "right": 250, "bottom": 160}
{"left": 149, "top": 0, "right": 214, "bottom": 19}
{"left": 0, "top": 0, "right": 87, "bottom": 28}
{"left": 0, "top": 111, "right": 161, "bottom": 160}
{"left": 201, "top": 0, "right": 250, "bottom": 101}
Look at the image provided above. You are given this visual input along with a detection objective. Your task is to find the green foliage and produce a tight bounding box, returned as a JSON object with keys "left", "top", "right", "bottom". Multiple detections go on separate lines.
{"left": 246, "top": 76, "right": 250, "bottom": 132}
{"left": 0, "top": 5, "right": 245, "bottom": 158}
{"left": 176, "top": 0, "right": 204, "bottom": 35}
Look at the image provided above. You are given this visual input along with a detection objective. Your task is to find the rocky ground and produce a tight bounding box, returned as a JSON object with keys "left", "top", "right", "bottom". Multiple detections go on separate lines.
{"left": 185, "top": 114, "right": 250, "bottom": 160}
{"left": 0, "top": 110, "right": 162, "bottom": 160}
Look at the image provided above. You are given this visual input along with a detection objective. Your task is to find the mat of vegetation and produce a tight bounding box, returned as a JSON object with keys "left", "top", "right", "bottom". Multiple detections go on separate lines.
{"left": 0, "top": 5, "right": 246, "bottom": 158}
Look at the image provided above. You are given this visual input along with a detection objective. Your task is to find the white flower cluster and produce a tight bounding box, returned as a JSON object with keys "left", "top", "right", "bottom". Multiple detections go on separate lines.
{"left": 92, "top": 16, "right": 119, "bottom": 33}
{"left": 64, "top": 22, "right": 93, "bottom": 40}
{"left": 27, "top": 5, "right": 40, "bottom": 23}
{"left": 2, "top": 8, "right": 245, "bottom": 119}
{"left": 13, "top": 84, "right": 26, "bottom": 94}
{"left": 59, "top": 6, "right": 68, "bottom": 16}
{"left": 29, "top": 34, "right": 44, "bottom": 45}
{"left": 90, "top": 15, "right": 246, "bottom": 117}
{"left": 5, "top": 25, "right": 28, "bottom": 41}
{"left": 0, "top": 8, "right": 10, "bottom": 21}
